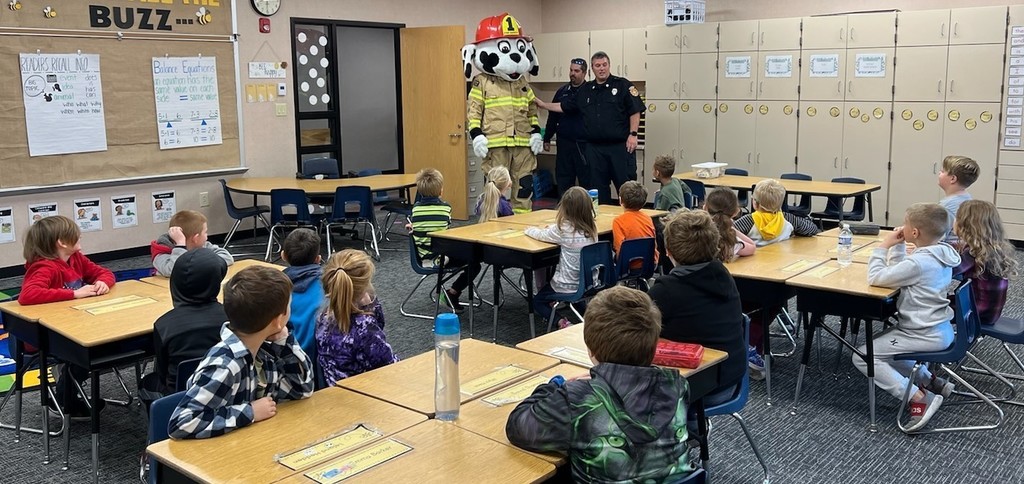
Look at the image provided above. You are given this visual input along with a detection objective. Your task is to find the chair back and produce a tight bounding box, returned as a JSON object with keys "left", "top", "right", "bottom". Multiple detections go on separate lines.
{"left": 616, "top": 237, "right": 656, "bottom": 281}
{"left": 175, "top": 357, "right": 203, "bottom": 393}
{"left": 725, "top": 168, "right": 750, "bottom": 208}
{"left": 675, "top": 468, "right": 707, "bottom": 484}
{"left": 950, "top": 280, "right": 982, "bottom": 361}
{"left": 408, "top": 235, "right": 435, "bottom": 276}
{"left": 330, "top": 186, "right": 374, "bottom": 221}
{"left": 269, "top": 189, "right": 314, "bottom": 225}
{"left": 147, "top": 390, "right": 187, "bottom": 484}
{"left": 219, "top": 179, "right": 247, "bottom": 218}
{"left": 705, "top": 314, "right": 751, "bottom": 416}
{"left": 681, "top": 179, "right": 707, "bottom": 206}
{"left": 301, "top": 158, "right": 340, "bottom": 179}
{"left": 579, "top": 241, "right": 617, "bottom": 298}
{"left": 779, "top": 173, "right": 813, "bottom": 214}
{"left": 822, "top": 177, "right": 866, "bottom": 220}
{"left": 356, "top": 168, "right": 393, "bottom": 203}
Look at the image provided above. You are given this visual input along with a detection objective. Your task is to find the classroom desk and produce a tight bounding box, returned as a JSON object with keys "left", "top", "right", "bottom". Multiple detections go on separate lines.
{"left": 0, "top": 280, "right": 174, "bottom": 481}
{"left": 725, "top": 252, "right": 829, "bottom": 405}
{"left": 785, "top": 261, "right": 899, "bottom": 431}
{"left": 225, "top": 174, "right": 418, "bottom": 196}
{"left": 501, "top": 206, "right": 667, "bottom": 232}
{"left": 758, "top": 236, "right": 876, "bottom": 262}
{"left": 279, "top": 420, "right": 556, "bottom": 484}
{"left": 147, "top": 386, "right": 427, "bottom": 484}
{"left": 139, "top": 258, "right": 283, "bottom": 291}
{"left": 337, "top": 339, "right": 559, "bottom": 417}
{"left": 818, "top": 226, "right": 894, "bottom": 241}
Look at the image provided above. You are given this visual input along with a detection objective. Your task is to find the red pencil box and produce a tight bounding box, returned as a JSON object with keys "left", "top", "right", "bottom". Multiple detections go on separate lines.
{"left": 654, "top": 340, "right": 704, "bottom": 369}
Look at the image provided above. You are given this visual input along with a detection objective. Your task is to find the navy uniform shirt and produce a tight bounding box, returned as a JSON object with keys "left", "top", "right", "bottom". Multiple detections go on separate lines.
{"left": 560, "top": 75, "right": 645, "bottom": 144}
{"left": 544, "top": 83, "right": 585, "bottom": 143}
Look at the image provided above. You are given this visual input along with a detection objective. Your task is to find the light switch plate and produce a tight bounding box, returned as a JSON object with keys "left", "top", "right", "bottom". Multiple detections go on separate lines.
{"left": 275, "top": 103, "right": 287, "bottom": 116}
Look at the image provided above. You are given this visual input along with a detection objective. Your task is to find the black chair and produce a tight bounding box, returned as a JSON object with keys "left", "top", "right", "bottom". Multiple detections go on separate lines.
{"left": 324, "top": 186, "right": 380, "bottom": 260}
{"left": 810, "top": 177, "right": 867, "bottom": 226}
{"left": 779, "top": 173, "right": 813, "bottom": 218}
{"left": 218, "top": 179, "right": 271, "bottom": 255}
{"left": 300, "top": 157, "right": 340, "bottom": 179}
{"left": 174, "top": 358, "right": 203, "bottom": 393}
{"left": 724, "top": 168, "right": 750, "bottom": 212}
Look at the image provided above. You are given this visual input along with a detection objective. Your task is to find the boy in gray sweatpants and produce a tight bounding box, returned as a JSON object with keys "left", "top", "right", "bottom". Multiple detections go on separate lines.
{"left": 857, "top": 202, "right": 961, "bottom": 433}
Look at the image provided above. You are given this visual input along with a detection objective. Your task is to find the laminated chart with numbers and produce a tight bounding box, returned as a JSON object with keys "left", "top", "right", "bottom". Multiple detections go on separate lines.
{"left": 152, "top": 56, "right": 222, "bottom": 150}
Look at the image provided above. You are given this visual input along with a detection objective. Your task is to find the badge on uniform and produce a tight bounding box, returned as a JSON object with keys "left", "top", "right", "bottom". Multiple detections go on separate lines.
{"left": 611, "top": 88, "right": 618, "bottom": 96}
{"left": 629, "top": 86, "right": 639, "bottom": 96}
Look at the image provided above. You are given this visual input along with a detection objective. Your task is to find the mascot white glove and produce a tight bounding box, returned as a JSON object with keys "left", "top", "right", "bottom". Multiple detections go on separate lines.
{"left": 472, "top": 134, "right": 490, "bottom": 159}
{"left": 529, "top": 133, "right": 543, "bottom": 155}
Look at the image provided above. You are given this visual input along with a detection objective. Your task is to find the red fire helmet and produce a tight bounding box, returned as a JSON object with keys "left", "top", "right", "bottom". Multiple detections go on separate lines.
{"left": 475, "top": 13, "right": 525, "bottom": 44}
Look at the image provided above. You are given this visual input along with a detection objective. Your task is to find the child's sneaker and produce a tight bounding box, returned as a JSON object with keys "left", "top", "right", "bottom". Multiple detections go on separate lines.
{"left": 905, "top": 391, "right": 943, "bottom": 433}
{"left": 557, "top": 318, "right": 573, "bottom": 330}
{"left": 443, "top": 288, "right": 463, "bottom": 312}
{"left": 747, "top": 345, "right": 766, "bottom": 381}
{"left": 926, "top": 376, "right": 954, "bottom": 398}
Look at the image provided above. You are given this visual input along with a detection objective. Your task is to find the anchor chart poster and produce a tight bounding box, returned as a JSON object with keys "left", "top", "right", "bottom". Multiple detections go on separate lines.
{"left": 152, "top": 56, "right": 222, "bottom": 150}
{"left": 20, "top": 53, "right": 107, "bottom": 156}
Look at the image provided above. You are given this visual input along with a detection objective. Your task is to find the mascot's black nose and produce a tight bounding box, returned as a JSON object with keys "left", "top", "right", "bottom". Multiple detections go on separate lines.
{"left": 510, "top": 53, "right": 521, "bottom": 63}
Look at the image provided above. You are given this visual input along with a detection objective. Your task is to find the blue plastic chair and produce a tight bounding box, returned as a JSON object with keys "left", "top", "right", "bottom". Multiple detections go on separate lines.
{"left": 324, "top": 186, "right": 380, "bottom": 260}
{"left": 810, "top": 177, "right": 867, "bottom": 225}
{"left": 545, "top": 241, "right": 617, "bottom": 332}
{"left": 356, "top": 168, "right": 398, "bottom": 205}
{"left": 682, "top": 179, "right": 707, "bottom": 207}
{"left": 677, "top": 468, "right": 707, "bottom": 483}
{"left": 779, "top": 173, "right": 812, "bottom": 218}
{"left": 616, "top": 237, "right": 656, "bottom": 290}
{"left": 300, "top": 158, "right": 340, "bottom": 179}
{"left": 218, "top": 179, "right": 271, "bottom": 252}
{"left": 174, "top": 358, "right": 202, "bottom": 393}
{"left": 700, "top": 314, "right": 770, "bottom": 482}
{"left": 400, "top": 236, "right": 466, "bottom": 320}
{"left": 146, "top": 391, "right": 186, "bottom": 484}
{"left": 724, "top": 168, "right": 750, "bottom": 212}
{"left": 959, "top": 314, "right": 1024, "bottom": 402}
{"left": 265, "top": 188, "right": 318, "bottom": 261}
{"left": 894, "top": 281, "right": 1004, "bottom": 434}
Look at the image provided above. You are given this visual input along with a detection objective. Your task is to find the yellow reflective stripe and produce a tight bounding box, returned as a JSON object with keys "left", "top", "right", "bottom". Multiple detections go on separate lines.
{"left": 529, "top": 116, "right": 539, "bottom": 124}
{"left": 468, "top": 119, "right": 481, "bottom": 129}
{"left": 526, "top": 90, "right": 536, "bottom": 101}
{"left": 487, "top": 137, "right": 534, "bottom": 147}
{"left": 469, "top": 89, "right": 484, "bottom": 101}
{"left": 483, "top": 99, "right": 533, "bottom": 109}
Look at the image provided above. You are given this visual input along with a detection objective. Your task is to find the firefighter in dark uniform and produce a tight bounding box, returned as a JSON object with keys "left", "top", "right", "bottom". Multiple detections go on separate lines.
{"left": 536, "top": 51, "right": 645, "bottom": 204}
{"left": 543, "top": 58, "right": 589, "bottom": 194}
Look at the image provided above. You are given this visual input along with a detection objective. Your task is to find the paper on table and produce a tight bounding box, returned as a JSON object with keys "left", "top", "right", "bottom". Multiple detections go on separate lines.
{"left": 804, "top": 265, "right": 839, "bottom": 278}
{"left": 547, "top": 346, "right": 593, "bottom": 367}
{"left": 781, "top": 259, "right": 818, "bottom": 273}
{"left": 277, "top": 425, "right": 383, "bottom": 471}
{"left": 483, "top": 228, "right": 523, "bottom": 239}
{"left": 461, "top": 365, "right": 531, "bottom": 396}
{"left": 481, "top": 375, "right": 552, "bottom": 407}
{"left": 72, "top": 295, "right": 158, "bottom": 315}
{"left": 303, "top": 439, "right": 413, "bottom": 484}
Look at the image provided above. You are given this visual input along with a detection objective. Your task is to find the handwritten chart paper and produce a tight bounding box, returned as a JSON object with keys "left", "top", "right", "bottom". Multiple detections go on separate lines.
{"left": 21, "top": 53, "right": 107, "bottom": 156}
{"left": 153, "top": 57, "right": 222, "bottom": 149}
{"left": 461, "top": 365, "right": 531, "bottom": 396}
{"left": 304, "top": 439, "right": 413, "bottom": 484}
{"left": 72, "top": 295, "right": 158, "bottom": 315}
{"left": 278, "top": 425, "right": 383, "bottom": 471}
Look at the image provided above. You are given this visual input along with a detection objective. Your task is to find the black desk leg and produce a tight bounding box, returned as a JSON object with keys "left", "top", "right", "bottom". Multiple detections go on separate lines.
{"left": 524, "top": 270, "right": 536, "bottom": 339}
{"left": 12, "top": 340, "right": 24, "bottom": 442}
{"left": 492, "top": 265, "right": 502, "bottom": 343}
{"left": 696, "top": 398, "right": 711, "bottom": 476}
{"left": 434, "top": 258, "right": 445, "bottom": 319}
{"left": 90, "top": 370, "right": 101, "bottom": 483}
{"left": 40, "top": 338, "right": 51, "bottom": 465}
{"left": 467, "top": 259, "right": 475, "bottom": 338}
{"left": 762, "top": 310, "right": 773, "bottom": 406}
{"left": 865, "top": 320, "right": 877, "bottom": 433}
{"left": 791, "top": 312, "right": 817, "bottom": 416}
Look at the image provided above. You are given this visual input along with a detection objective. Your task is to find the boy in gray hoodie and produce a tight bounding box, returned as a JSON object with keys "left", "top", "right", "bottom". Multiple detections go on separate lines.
{"left": 859, "top": 202, "right": 961, "bottom": 433}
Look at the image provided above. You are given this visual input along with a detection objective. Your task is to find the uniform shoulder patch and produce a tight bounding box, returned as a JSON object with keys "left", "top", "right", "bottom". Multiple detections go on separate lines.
{"left": 629, "top": 86, "right": 639, "bottom": 96}
{"left": 473, "top": 78, "right": 480, "bottom": 87}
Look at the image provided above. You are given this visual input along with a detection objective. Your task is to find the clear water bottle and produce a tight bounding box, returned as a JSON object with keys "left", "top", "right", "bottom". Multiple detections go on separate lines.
{"left": 837, "top": 223, "right": 853, "bottom": 267}
{"left": 588, "top": 189, "right": 599, "bottom": 215}
{"left": 434, "top": 313, "right": 460, "bottom": 421}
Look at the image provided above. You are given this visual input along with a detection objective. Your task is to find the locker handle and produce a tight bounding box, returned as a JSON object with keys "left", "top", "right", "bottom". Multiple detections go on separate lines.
{"left": 833, "top": 157, "right": 838, "bottom": 168}
{"left": 552, "top": 66, "right": 557, "bottom": 77}
{"left": 844, "top": 157, "right": 849, "bottom": 169}
{"left": 949, "top": 79, "right": 955, "bottom": 94}
{"left": 937, "top": 80, "right": 942, "bottom": 93}
{"left": 675, "top": 81, "right": 680, "bottom": 95}
{"left": 759, "top": 81, "right": 763, "bottom": 94}
{"left": 940, "top": 22, "right": 946, "bottom": 37}
{"left": 624, "top": 64, "right": 629, "bottom": 77}
{"left": 680, "top": 81, "right": 686, "bottom": 93}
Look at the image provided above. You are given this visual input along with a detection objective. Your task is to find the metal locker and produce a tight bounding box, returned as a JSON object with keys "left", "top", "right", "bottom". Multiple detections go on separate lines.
{"left": 847, "top": 12, "right": 897, "bottom": 48}
{"left": 941, "top": 102, "right": 1000, "bottom": 203}
{"left": 715, "top": 100, "right": 757, "bottom": 168}
{"left": 950, "top": 6, "right": 1008, "bottom": 45}
{"left": 841, "top": 102, "right": 893, "bottom": 221}
{"left": 895, "top": 9, "right": 951, "bottom": 47}
{"left": 754, "top": 101, "right": 799, "bottom": 176}
{"left": 679, "top": 100, "right": 718, "bottom": 164}
{"left": 796, "top": 101, "right": 845, "bottom": 183}
{"left": 889, "top": 102, "right": 946, "bottom": 225}
{"left": 679, "top": 53, "right": 718, "bottom": 100}
{"left": 757, "top": 50, "right": 800, "bottom": 101}
{"left": 757, "top": 17, "right": 802, "bottom": 51}
{"left": 800, "top": 49, "right": 847, "bottom": 101}
{"left": 647, "top": 25, "right": 682, "bottom": 55}
{"left": 718, "top": 52, "right": 758, "bottom": 100}
{"left": 719, "top": 20, "right": 760, "bottom": 52}
{"left": 802, "top": 15, "right": 848, "bottom": 50}
{"left": 893, "top": 46, "right": 949, "bottom": 102}
{"left": 844, "top": 48, "right": 895, "bottom": 102}
{"left": 590, "top": 29, "right": 624, "bottom": 77}
{"left": 946, "top": 44, "right": 1005, "bottom": 103}
{"left": 623, "top": 28, "right": 647, "bottom": 81}
{"left": 644, "top": 100, "right": 682, "bottom": 162}
{"left": 679, "top": 22, "right": 720, "bottom": 54}
{"left": 647, "top": 54, "right": 682, "bottom": 99}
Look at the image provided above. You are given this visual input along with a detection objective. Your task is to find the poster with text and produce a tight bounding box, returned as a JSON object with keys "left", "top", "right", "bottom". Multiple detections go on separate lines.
{"left": 20, "top": 53, "right": 107, "bottom": 156}
{"left": 74, "top": 198, "right": 103, "bottom": 232}
{"left": 0, "top": 208, "right": 14, "bottom": 244}
{"left": 111, "top": 195, "right": 138, "bottom": 229}
{"left": 152, "top": 191, "right": 176, "bottom": 224}
{"left": 28, "top": 202, "right": 57, "bottom": 225}
{"left": 152, "top": 56, "right": 222, "bottom": 149}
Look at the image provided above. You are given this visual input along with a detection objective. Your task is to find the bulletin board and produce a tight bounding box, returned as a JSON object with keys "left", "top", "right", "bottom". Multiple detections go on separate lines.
{"left": 0, "top": 0, "right": 240, "bottom": 190}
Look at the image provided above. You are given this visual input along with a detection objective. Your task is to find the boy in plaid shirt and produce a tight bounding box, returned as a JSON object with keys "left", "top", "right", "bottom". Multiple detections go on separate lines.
{"left": 169, "top": 266, "right": 314, "bottom": 439}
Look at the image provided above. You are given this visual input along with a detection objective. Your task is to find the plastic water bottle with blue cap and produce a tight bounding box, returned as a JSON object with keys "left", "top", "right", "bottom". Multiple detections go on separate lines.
{"left": 434, "top": 312, "right": 460, "bottom": 421}
{"left": 837, "top": 223, "right": 853, "bottom": 267}
{"left": 588, "top": 189, "right": 599, "bottom": 215}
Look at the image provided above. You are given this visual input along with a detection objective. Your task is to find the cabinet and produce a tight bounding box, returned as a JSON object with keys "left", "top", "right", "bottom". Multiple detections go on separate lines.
{"left": 893, "top": 46, "right": 948, "bottom": 102}
{"left": 753, "top": 101, "right": 799, "bottom": 176}
{"left": 645, "top": 100, "right": 681, "bottom": 161}
{"left": 840, "top": 101, "right": 892, "bottom": 219}
{"left": 757, "top": 17, "right": 802, "bottom": 51}
{"left": 718, "top": 52, "right": 757, "bottom": 100}
{"left": 647, "top": 24, "right": 681, "bottom": 55}
{"left": 647, "top": 54, "right": 682, "bottom": 99}
{"left": 719, "top": 20, "right": 760, "bottom": 52}
{"left": 846, "top": 12, "right": 897, "bottom": 48}
{"left": 715, "top": 100, "right": 757, "bottom": 168}
{"left": 940, "top": 102, "right": 1000, "bottom": 203}
{"left": 679, "top": 53, "right": 717, "bottom": 99}
{"left": 680, "top": 22, "right": 719, "bottom": 53}
{"left": 590, "top": 29, "right": 624, "bottom": 77}
{"left": 623, "top": 28, "right": 647, "bottom": 81}
{"left": 797, "top": 101, "right": 845, "bottom": 181}
{"left": 949, "top": 6, "right": 1008, "bottom": 45}
{"left": 844, "top": 48, "right": 895, "bottom": 102}
{"left": 896, "top": 9, "right": 951, "bottom": 47}
{"left": 643, "top": 99, "right": 716, "bottom": 167}
{"left": 531, "top": 32, "right": 590, "bottom": 82}
{"left": 802, "top": 15, "right": 848, "bottom": 50}
{"left": 800, "top": 49, "right": 847, "bottom": 101}
{"left": 757, "top": 51, "right": 799, "bottom": 100}
{"left": 946, "top": 44, "right": 1004, "bottom": 102}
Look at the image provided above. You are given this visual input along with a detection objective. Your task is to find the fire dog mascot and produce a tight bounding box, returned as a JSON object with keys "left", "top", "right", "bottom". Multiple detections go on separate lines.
{"left": 462, "top": 13, "right": 543, "bottom": 211}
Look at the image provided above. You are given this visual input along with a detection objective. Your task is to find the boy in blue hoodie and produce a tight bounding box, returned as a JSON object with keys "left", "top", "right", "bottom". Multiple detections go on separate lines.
{"left": 280, "top": 229, "right": 323, "bottom": 360}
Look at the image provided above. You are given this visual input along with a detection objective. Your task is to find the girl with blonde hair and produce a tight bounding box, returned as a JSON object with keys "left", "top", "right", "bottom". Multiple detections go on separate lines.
{"left": 477, "top": 166, "right": 515, "bottom": 223}
{"left": 953, "top": 200, "right": 1018, "bottom": 324}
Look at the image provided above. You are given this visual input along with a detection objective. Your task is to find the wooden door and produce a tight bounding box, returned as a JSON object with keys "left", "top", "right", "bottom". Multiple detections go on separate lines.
{"left": 893, "top": 46, "right": 949, "bottom": 102}
{"left": 946, "top": 44, "right": 1005, "bottom": 103}
{"left": 950, "top": 6, "right": 1008, "bottom": 45}
{"left": 754, "top": 101, "right": 799, "bottom": 176}
{"left": 715, "top": 100, "right": 757, "bottom": 168}
{"left": 532, "top": 33, "right": 561, "bottom": 82}
{"left": 647, "top": 54, "right": 682, "bottom": 99}
{"left": 622, "top": 28, "right": 647, "bottom": 81}
{"left": 590, "top": 29, "right": 624, "bottom": 77}
{"left": 718, "top": 52, "right": 757, "bottom": 100}
{"left": 679, "top": 100, "right": 718, "bottom": 164}
{"left": 758, "top": 17, "right": 801, "bottom": 51}
{"left": 889, "top": 102, "right": 946, "bottom": 225}
{"left": 719, "top": 20, "right": 760, "bottom": 52}
{"left": 895, "top": 9, "right": 951, "bottom": 47}
{"left": 647, "top": 24, "right": 682, "bottom": 55}
{"left": 846, "top": 12, "right": 897, "bottom": 48}
{"left": 679, "top": 22, "right": 719, "bottom": 53}
{"left": 802, "top": 15, "right": 848, "bottom": 49}
{"left": 800, "top": 49, "right": 847, "bottom": 101}
{"left": 941, "top": 102, "right": 1000, "bottom": 203}
{"left": 841, "top": 101, "right": 893, "bottom": 221}
{"left": 845, "top": 48, "right": 894, "bottom": 102}
{"left": 757, "top": 51, "right": 799, "bottom": 101}
{"left": 796, "top": 101, "right": 845, "bottom": 184}
{"left": 679, "top": 53, "right": 717, "bottom": 100}
{"left": 401, "top": 26, "right": 468, "bottom": 218}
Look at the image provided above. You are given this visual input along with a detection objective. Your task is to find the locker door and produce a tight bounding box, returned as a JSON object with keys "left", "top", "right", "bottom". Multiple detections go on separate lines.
{"left": 647, "top": 54, "right": 682, "bottom": 99}
{"left": 679, "top": 100, "right": 718, "bottom": 164}
{"left": 950, "top": 6, "right": 1008, "bottom": 45}
{"left": 757, "top": 50, "right": 799, "bottom": 100}
{"left": 845, "top": 48, "right": 895, "bottom": 102}
{"left": 895, "top": 9, "right": 951, "bottom": 47}
{"left": 889, "top": 102, "right": 946, "bottom": 224}
{"left": 532, "top": 33, "right": 561, "bottom": 82}
{"left": 842, "top": 102, "right": 893, "bottom": 221}
{"left": 644, "top": 100, "right": 682, "bottom": 162}
{"left": 754, "top": 101, "right": 799, "bottom": 176}
{"left": 893, "top": 46, "right": 948, "bottom": 102}
{"left": 718, "top": 52, "right": 757, "bottom": 100}
{"left": 802, "top": 15, "right": 848, "bottom": 49}
{"left": 946, "top": 44, "right": 1005, "bottom": 103}
{"left": 758, "top": 17, "right": 802, "bottom": 51}
{"left": 800, "top": 49, "right": 847, "bottom": 101}
{"left": 847, "top": 12, "right": 897, "bottom": 48}
{"left": 560, "top": 31, "right": 591, "bottom": 78}
{"left": 679, "top": 22, "right": 720, "bottom": 53}
{"left": 719, "top": 20, "right": 760, "bottom": 52}
{"left": 590, "top": 29, "right": 624, "bottom": 77}
{"left": 623, "top": 28, "right": 647, "bottom": 81}
{"left": 647, "top": 25, "right": 681, "bottom": 55}
{"left": 941, "top": 102, "right": 1000, "bottom": 203}
{"left": 679, "top": 53, "right": 718, "bottom": 100}
{"left": 715, "top": 100, "right": 757, "bottom": 168}
{"left": 796, "top": 101, "right": 845, "bottom": 182}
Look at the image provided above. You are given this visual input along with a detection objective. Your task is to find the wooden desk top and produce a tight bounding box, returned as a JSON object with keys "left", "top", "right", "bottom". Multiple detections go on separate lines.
{"left": 278, "top": 420, "right": 555, "bottom": 484}
{"left": 676, "top": 172, "right": 881, "bottom": 197}
{"left": 758, "top": 236, "right": 875, "bottom": 261}
{"left": 429, "top": 221, "right": 557, "bottom": 253}
{"left": 725, "top": 252, "right": 829, "bottom": 282}
{"left": 786, "top": 261, "right": 899, "bottom": 299}
{"left": 146, "top": 386, "right": 427, "bottom": 484}
{"left": 140, "top": 259, "right": 283, "bottom": 291}
{"left": 337, "top": 339, "right": 559, "bottom": 417}
{"left": 0, "top": 280, "right": 173, "bottom": 347}
{"left": 455, "top": 363, "right": 590, "bottom": 465}
{"left": 514, "top": 323, "right": 729, "bottom": 378}
{"left": 226, "top": 174, "right": 418, "bottom": 196}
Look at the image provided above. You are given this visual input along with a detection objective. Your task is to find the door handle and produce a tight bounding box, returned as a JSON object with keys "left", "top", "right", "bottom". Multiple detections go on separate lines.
{"left": 756, "top": 153, "right": 761, "bottom": 164}
{"left": 839, "top": 27, "right": 845, "bottom": 41}
{"left": 750, "top": 81, "right": 754, "bottom": 93}
{"left": 624, "top": 64, "right": 629, "bottom": 76}
{"left": 675, "top": 34, "right": 681, "bottom": 48}
{"left": 953, "top": 22, "right": 959, "bottom": 37}
{"left": 940, "top": 22, "right": 946, "bottom": 38}
{"left": 933, "top": 163, "right": 938, "bottom": 174}
{"left": 680, "top": 81, "right": 686, "bottom": 93}
{"left": 844, "top": 157, "right": 849, "bottom": 169}
{"left": 759, "top": 81, "right": 764, "bottom": 94}
{"left": 833, "top": 157, "right": 838, "bottom": 168}
{"left": 674, "top": 81, "right": 680, "bottom": 95}
{"left": 760, "top": 32, "right": 765, "bottom": 46}
{"left": 682, "top": 35, "right": 688, "bottom": 47}
{"left": 747, "top": 153, "right": 752, "bottom": 164}
{"left": 849, "top": 27, "right": 856, "bottom": 42}
{"left": 937, "top": 80, "right": 943, "bottom": 93}
{"left": 848, "top": 80, "right": 853, "bottom": 93}
{"left": 838, "top": 80, "right": 843, "bottom": 93}
{"left": 751, "top": 32, "right": 755, "bottom": 45}
{"left": 553, "top": 66, "right": 557, "bottom": 77}
{"left": 949, "top": 79, "right": 955, "bottom": 94}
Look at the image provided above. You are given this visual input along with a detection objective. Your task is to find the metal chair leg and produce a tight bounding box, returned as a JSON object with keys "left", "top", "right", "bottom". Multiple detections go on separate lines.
{"left": 546, "top": 302, "right": 561, "bottom": 333}
{"left": 729, "top": 412, "right": 771, "bottom": 484}
{"left": 399, "top": 276, "right": 434, "bottom": 320}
